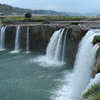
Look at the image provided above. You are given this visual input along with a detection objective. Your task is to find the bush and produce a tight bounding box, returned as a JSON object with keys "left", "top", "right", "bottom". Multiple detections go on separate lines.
{"left": 25, "top": 13, "right": 32, "bottom": 19}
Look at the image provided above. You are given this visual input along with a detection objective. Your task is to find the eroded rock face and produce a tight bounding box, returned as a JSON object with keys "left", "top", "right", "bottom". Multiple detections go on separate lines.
{"left": 92, "top": 36, "right": 100, "bottom": 77}
{"left": 4, "top": 24, "right": 64, "bottom": 52}
{"left": 5, "top": 26, "right": 16, "bottom": 49}
{"left": 93, "top": 47, "right": 100, "bottom": 77}
{"left": 67, "top": 25, "right": 88, "bottom": 41}
{"left": 2, "top": 24, "right": 90, "bottom": 54}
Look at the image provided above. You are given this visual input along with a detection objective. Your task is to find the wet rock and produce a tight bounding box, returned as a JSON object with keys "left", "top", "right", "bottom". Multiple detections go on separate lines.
{"left": 3, "top": 24, "right": 89, "bottom": 53}
{"left": 93, "top": 35, "right": 100, "bottom": 45}
{"left": 4, "top": 24, "right": 63, "bottom": 52}
{"left": 93, "top": 47, "right": 100, "bottom": 77}
{"left": 67, "top": 25, "right": 87, "bottom": 41}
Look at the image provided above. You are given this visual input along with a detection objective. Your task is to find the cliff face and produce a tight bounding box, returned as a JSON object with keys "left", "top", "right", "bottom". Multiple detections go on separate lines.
{"left": 4, "top": 24, "right": 64, "bottom": 52}
{"left": 1, "top": 24, "right": 87, "bottom": 66}
{"left": 4, "top": 24, "right": 87, "bottom": 52}
{"left": 3, "top": 23, "right": 100, "bottom": 67}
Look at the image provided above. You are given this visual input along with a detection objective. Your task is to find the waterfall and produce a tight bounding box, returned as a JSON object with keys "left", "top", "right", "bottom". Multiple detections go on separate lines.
{"left": 33, "top": 28, "right": 68, "bottom": 66}
{"left": 15, "top": 26, "right": 21, "bottom": 51}
{"left": 54, "top": 29, "right": 64, "bottom": 61}
{"left": 62, "top": 29, "right": 68, "bottom": 62}
{"left": 46, "top": 28, "right": 66, "bottom": 62}
{"left": 10, "top": 26, "right": 21, "bottom": 53}
{"left": 0, "top": 26, "right": 7, "bottom": 51}
{"left": 53, "top": 29, "right": 100, "bottom": 100}
{"left": 46, "top": 29, "right": 61, "bottom": 59}
{"left": 26, "top": 26, "right": 30, "bottom": 53}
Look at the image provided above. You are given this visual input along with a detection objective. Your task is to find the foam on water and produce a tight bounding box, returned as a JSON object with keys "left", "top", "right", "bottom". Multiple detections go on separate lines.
{"left": 10, "top": 50, "right": 21, "bottom": 54}
{"left": 32, "top": 55, "right": 65, "bottom": 67}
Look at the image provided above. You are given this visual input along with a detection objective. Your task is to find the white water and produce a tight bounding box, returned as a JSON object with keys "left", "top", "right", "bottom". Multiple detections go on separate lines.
{"left": 62, "top": 29, "right": 68, "bottom": 62}
{"left": 33, "top": 28, "right": 67, "bottom": 66}
{"left": 26, "top": 26, "right": 30, "bottom": 53}
{"left": 10, "top": 26, "right": 21, "bottom": 53}
{"left": 53, "top": 29, "right": 100, "bottom": 100}
{"left": 54, "top": 29, "right": 64, "bottom": 61}
{"left": 0, "top": 26, "right": 7, "bottom": 51}
{"left": 46, "top": 29, "right": 62, "bottom": 59}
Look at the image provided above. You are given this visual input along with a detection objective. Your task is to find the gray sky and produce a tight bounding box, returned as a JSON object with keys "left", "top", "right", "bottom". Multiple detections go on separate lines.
{"left": 0, "top": 0, "right": 100, "bottom": 13}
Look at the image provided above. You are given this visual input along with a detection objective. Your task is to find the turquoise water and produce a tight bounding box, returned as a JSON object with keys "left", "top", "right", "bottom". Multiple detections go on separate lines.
{"left": 0, "top": 51, "right": 69, "bottom": 100}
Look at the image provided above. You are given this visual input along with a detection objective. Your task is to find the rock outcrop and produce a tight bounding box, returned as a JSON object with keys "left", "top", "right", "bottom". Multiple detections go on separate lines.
{"left": 93, "top": 35, "right": 100, "bottom": 45}
{"left": 93, "top": 46, "right": 100, "bottom": 77}
{"left": 92, "top": 35, "right": 100, "bottom": 77}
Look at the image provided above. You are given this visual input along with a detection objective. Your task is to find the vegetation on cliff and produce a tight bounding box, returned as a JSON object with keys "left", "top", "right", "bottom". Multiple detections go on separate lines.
{"left": 82, "top": 82, "right": 100, "bottom": 100}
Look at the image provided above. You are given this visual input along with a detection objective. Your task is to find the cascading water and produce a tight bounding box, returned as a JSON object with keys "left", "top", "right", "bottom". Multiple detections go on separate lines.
{"left": 61, "top": 29, "right": 68, "bottom": 62}
{"left": 26, "top": 26, "right": 30, "bottom": 53}
{"left": 0, "top": 26, "right": 7, "bottom": 51}
{"left": 53, "top": 29, "right": 100, "bottom": 100}
{"left": 46, "top": 28, "right": 69, "bottom": 62}
{"left": 46, "top": 29, "right": 62, "bottom": 60}
{"left": 33, "top": 28, "right": 68, "bottom": 66}
{"left": 54, "top": 29, "right": 64, "bottom": 61}
{"left": 10, "top": 26, "right": 21, "bottom": 53}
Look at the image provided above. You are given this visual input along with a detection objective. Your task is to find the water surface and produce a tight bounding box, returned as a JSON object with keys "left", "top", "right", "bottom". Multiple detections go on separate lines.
{"left": 0, "top": 51, "right": 69, "bottom": 100}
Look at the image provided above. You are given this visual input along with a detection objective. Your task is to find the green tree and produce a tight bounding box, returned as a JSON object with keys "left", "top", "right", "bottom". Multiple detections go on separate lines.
{"left": 25, "top": 13, "right": 32, "bottom": 19}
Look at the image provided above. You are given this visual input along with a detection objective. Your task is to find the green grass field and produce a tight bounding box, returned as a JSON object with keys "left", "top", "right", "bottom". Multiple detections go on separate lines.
{"left": 0, "top": 15, "right": 89, "bottom": 22}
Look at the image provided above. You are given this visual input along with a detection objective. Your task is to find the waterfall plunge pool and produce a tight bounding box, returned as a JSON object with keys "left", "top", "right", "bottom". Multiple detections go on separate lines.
{"left": 0, "top": 26, "right": 100, "bottom": 100}
{"left": 0, "top": 51, "right": 71, "bottom": 100}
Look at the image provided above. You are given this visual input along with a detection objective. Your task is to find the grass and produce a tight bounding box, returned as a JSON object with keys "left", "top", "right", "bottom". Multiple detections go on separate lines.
{"left": 82, "top": 82, "right": 100, "bottom": 100}
{"left": 0, "top": 15, "right": 89, "bottom": 23}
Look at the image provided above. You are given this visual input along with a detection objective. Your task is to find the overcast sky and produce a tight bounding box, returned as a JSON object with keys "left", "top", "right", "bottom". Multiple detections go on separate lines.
{"left": 0, "top": 0, "right": 100, "bottom": 13}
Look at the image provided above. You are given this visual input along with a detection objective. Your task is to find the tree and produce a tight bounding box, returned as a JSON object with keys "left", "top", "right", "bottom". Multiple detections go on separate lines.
{"left": 25, "top": 13, "right": 32, "bottom": 19}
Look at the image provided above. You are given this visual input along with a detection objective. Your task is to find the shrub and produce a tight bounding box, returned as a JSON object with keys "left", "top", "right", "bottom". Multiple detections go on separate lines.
{"left": 25, "top": 13, "right": 32, "bottom": 19}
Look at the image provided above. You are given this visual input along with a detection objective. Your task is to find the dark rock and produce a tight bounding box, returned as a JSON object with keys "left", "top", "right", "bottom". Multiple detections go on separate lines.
{"left": 93, "top": 47, "right": 100, "bottom": 77}
{"left": 93, "top": 35, "right": 100, "bottom": 45}
{"left": 5, "top": 26, "right": 16, "bottom": 49}
{"left": 5, "top": 24, "right": 63, "bottom": 53}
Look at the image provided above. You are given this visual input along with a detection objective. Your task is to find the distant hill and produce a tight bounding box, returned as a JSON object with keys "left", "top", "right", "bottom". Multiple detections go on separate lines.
{"left": 33, "top": 10, "right": 69, "bottom": 16}
{"left": 0, "top": 4, "right": 33, "bottom": 14}
{"left": 1, "top": 3, "right": 100, "bottom": 17}
{"left": 0, "top": 4, "right": 69, "bottom": 16}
